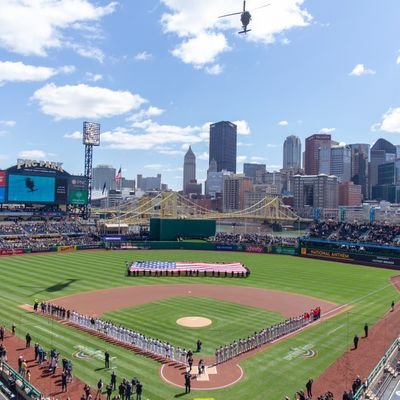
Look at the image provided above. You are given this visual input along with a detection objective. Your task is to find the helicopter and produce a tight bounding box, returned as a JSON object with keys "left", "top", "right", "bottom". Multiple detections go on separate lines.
{"left": 218, "top": 1, "right": 270, "bottom": 34}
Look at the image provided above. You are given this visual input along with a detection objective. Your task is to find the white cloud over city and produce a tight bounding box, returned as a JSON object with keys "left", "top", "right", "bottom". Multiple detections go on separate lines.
{"left": 161, "top": 0, "right": 312, "bottom": 72}
{"left": 379, "top": 107, "right": 400, "bottom": 133}
{"left": 32, "top": 83, "right": 146, "bottom": 119}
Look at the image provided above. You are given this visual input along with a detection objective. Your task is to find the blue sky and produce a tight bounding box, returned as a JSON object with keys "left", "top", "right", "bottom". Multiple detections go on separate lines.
{"left": 0, "top": 0, "right": 400, "bottom": 190}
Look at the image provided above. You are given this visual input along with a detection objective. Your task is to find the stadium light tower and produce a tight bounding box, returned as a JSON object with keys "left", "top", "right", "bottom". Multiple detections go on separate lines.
{"left": 83, "top": 121, "right": 100, "bottom": 219}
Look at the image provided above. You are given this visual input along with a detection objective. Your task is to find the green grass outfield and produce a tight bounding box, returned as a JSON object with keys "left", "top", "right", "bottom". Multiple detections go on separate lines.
{"left": 0, "top": 250, "right": 399, "bottom": 400}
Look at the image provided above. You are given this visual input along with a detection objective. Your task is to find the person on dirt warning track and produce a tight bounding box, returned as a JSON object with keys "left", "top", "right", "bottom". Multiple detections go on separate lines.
{"left": 364, "top": 323, "right": 368, "bottom": 338}
{"left": 353, "top": 334, "right": 359, "bottom": 350}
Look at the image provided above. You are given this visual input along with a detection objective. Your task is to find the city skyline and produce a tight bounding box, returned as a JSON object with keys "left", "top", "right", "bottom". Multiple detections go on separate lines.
{"left": 0, "top": 1, "right": 399, "bottom": 190}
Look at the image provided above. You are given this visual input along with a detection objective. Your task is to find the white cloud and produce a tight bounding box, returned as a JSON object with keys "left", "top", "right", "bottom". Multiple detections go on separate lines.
{"left": 397, "top": 54, "right": 400, "bottom": 65}
{"left": 32, "top": 83, "right": 147, "bottom": 119}
{"left": 64, "top": 130, "right": 82, "bottom": 139}
{"left": 59, "top": 65, "right": 76, "bottom": 74}
{"left": 171, "top": 32, "right": 230, "bottom": 68}
{"left": 318, "top": 127, "right": 336, "bottom": 134}
{"left": 127, "top": 106, "right": 165, "bottom": 123}
{"left": 379, "top": 107, "right": 400, "bottom": 133}
{"left": 266, "top": 144, "right": 278, "bottom": 148}
{"left": 233, "top": 120, "right": 251, "bottom": 136}
{"left": 278, "top": 120, "right": 288, "bottom": 126}
{"left": 0, "top": 120, "right": 16, "bottom": 127}
{"left": 198, "top": 152, "right": 209, "bottom": 161}
{"left": 67, "top": 43, "right": 105, "bottom": 62}
{"left": 237, "top": 155, "right": 247, "bottom": 163}
{"left": 135, "top": 51, "right": 152, "bottom": 61}
{"left": 0, "top": 61, "right": 74, "bottom": 84}
{"left": 0, "top": 0, "right": 117, "bottom": 57}
{"left": 205, "top": 64, "right": 223, "bottom": 75}
{"left": 18, "top": 150, "right": 47, "bottom": 159}
{"left": 349, "top": 64, "right": 376, "bottom": 76}
{"left": 102, "top": 122, "right": 205, "bottom": 151}
{"left": 161, "top": 0, "right": 312, "bottom": 71}
{"left": 86, "top": 72, "right": 103, "bottom": 82}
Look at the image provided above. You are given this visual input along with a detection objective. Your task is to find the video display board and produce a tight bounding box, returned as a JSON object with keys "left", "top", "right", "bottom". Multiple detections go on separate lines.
{"left": 83, "top": 121, "right": 100, "bottom": 146}
{"left": 7, "top": 174, "right": 55, "bottom": 203}
{"left": 55, "top": 178, "right": 68, "bottom": 204}
{"left": 0, "top": 188, "right": 5, "bottom": 203}
{"left": 69, "top": 177, "right": 88, "bottom": 205}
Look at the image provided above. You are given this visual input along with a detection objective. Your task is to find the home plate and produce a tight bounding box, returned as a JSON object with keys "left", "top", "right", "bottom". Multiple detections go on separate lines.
{"left": 190, "top": 366, "right": 217, "bottom": 381}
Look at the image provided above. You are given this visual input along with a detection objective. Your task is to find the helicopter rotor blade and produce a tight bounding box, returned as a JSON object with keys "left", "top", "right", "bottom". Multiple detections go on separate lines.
{"left": 218, "top": 11, "right": 242, "bottom": 18}
{"left": 251, "top": 3, "right": 271, "bottom": 11}
{"left": 243, "top": 0, "right": 246, "bottom": 12}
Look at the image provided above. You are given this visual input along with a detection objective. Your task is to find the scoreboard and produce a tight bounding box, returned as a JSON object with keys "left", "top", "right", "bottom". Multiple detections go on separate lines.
{"left": 0, "top": 160, "right": 88, "bottom": 205}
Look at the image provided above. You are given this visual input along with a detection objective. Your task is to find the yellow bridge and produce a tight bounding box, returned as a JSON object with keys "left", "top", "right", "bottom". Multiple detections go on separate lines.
{"left": 95, "top": 192, "right": 311, "bottom": 225}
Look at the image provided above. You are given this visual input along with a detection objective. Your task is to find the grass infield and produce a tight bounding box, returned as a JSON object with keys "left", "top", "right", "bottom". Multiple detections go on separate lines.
{"left": 0, "top": 250, "right": 399, "bottom": 399}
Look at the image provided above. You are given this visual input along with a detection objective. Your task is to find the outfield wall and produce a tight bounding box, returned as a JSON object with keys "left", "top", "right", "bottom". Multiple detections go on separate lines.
{"left": 299, "top": 247, "right": 400, "bottom": 269}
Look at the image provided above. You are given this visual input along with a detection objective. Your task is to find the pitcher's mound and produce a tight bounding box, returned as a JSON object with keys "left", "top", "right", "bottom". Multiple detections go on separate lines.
{"left": 177, "top": 316, "right": 212, "bottom": 328}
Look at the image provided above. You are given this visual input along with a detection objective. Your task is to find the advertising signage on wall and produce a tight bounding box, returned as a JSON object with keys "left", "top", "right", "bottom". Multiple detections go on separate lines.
{"left": 301, "top": 247, "right": 400, "bottom": 268}
{"left": 69, "top": 177, "right": 88, "bottom": 205}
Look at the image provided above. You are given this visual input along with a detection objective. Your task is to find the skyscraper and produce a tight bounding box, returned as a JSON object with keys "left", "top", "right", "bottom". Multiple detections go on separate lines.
{"left": 92, "top": 164, "right": 116, "bottom": 191}
{"left": 304, "top": 134, "right": 331, "bottom": 175}
{"left": 330, "top": 145, "right": 351, "bottom": 182}
{"left": 243, "top": 163, "right": 266, "bottom": 183}
{"left": 293, "top": 174, "right": 338, "bottom": 209}
{"left": 209, "top": 121, "right": 237, "bottom": 173}
{"left": 283, "top": 135, "right": 302, "bottom": 170}
{"left": 349, "top": 143, "right": 369, "bottom": 199}
{"left": 369, "top": 138, "right": 396, "bottom": 198}
{"left": 183, "top": 146, "right": 196, "bottom": 194}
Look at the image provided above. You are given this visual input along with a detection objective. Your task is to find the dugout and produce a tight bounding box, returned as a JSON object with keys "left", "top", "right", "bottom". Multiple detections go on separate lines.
{"left": 150, "top": 218, "right": 216, "bottom": 241}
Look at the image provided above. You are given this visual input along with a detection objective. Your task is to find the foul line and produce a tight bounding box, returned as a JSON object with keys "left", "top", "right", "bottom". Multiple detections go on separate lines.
{"left": 327, "top": 324, "right": 345, "bottom": 336}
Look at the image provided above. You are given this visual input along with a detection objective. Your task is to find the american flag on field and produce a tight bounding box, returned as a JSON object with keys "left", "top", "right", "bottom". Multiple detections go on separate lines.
{"left": 129, "top": 261, "right": 247, "bottom": 274}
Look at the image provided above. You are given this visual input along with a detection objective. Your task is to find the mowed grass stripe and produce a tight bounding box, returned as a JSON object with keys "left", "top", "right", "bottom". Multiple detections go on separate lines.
{"left": 0, "top": 250, "right": 399, "bottom": 400}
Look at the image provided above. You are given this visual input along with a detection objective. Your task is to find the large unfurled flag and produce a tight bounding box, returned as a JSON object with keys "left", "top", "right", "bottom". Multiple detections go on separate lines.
{"left": 102, "top": 182, "right": 107, "bottom": 194}
{"left": 115, "top": 167, "right": 122, "bottom": 184}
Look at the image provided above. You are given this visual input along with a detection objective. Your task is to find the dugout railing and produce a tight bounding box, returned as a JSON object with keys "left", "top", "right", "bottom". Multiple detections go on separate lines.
{"left": 354, "top": 337, "right": 400, "bottom": 399}
{"left": 0, "top": 361, "right": 42, "bottom": 399}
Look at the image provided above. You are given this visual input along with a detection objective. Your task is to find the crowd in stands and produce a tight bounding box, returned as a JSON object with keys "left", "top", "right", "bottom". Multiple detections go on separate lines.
{"left": 0, "top": 220, "right": 98, "bottom": 250}
{"left": 307, "top": 222, "right": 400, "bottom": 247}
{"left": 211, "top": 233, "right": 298, "bottom": 247}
